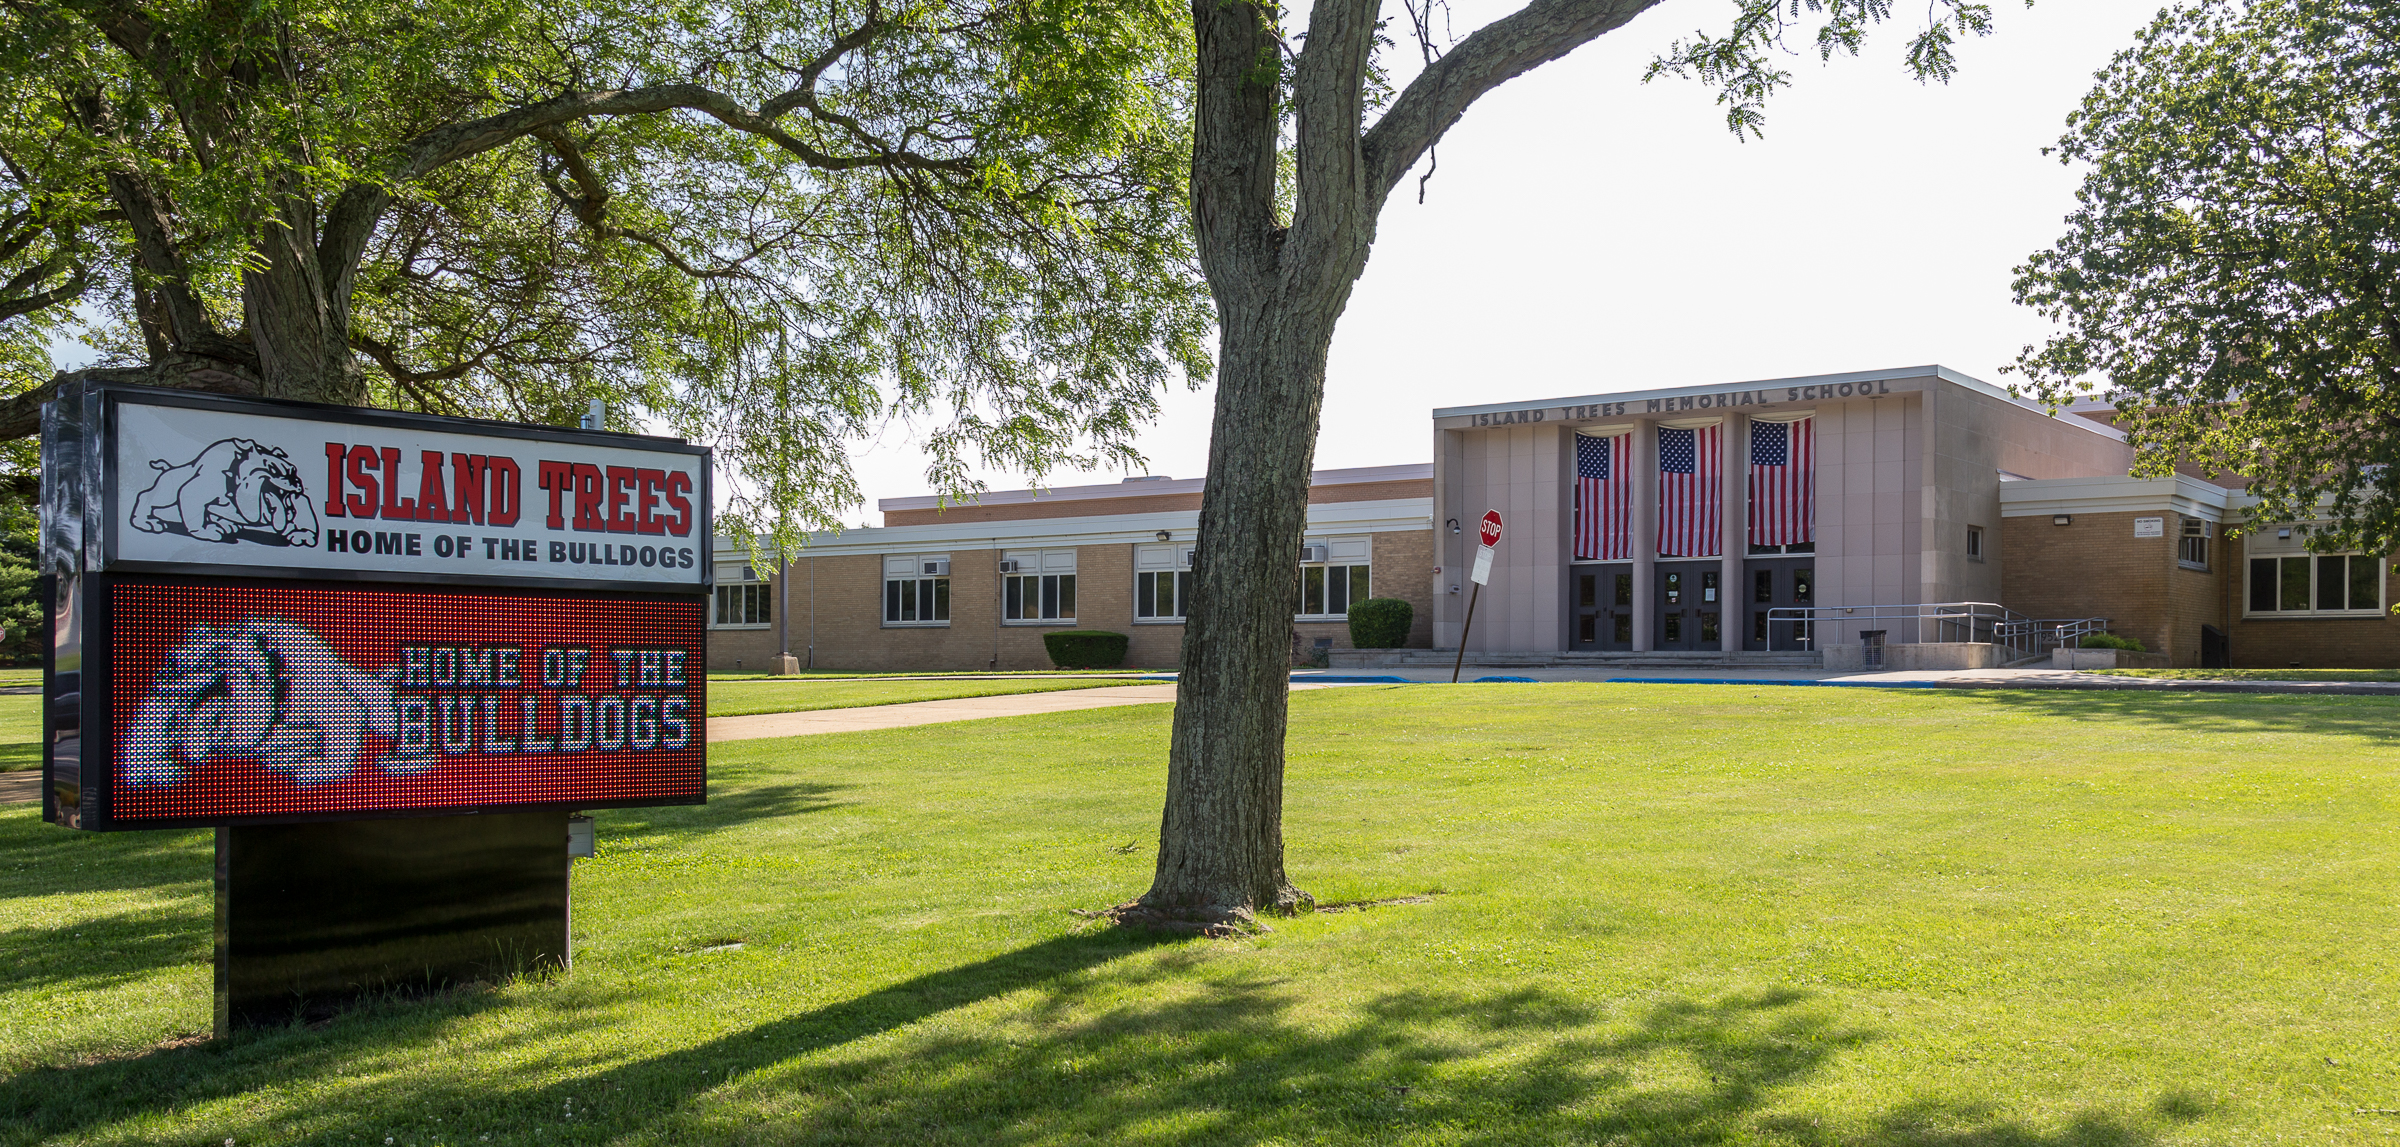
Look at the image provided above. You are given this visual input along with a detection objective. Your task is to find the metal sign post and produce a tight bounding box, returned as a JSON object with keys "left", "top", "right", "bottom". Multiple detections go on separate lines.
{"left": 1452, "top": 510, "right": 1503, "bottom": 683}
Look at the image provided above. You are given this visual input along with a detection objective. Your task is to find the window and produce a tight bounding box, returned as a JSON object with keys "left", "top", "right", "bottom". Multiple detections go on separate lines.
{"left": 1296, "top": 536, "right": 1371, "bottom": 619}
{"left": 1966, "top": 525, "right": 1984, "bottom": 561}
{"left": 1747, "top": 541, "right": 1817, "bottom": 555}
{"left": 2246, "top": 553, "right": 2383, "bottom": 615}
{"left": 2179, "top": 518, "right": 2211, "bottom": 570}
{"left": 883, "top": 554, "right": 951, "bottom": 625}
{"left": 1135, "top": 544, "right": 1195, "bottom": 622}
{"left": 713, "top": 562, "right": 772, "bottom": 628}
{"left": 1003, "top": 549, "right": 1077, "bottom": 623}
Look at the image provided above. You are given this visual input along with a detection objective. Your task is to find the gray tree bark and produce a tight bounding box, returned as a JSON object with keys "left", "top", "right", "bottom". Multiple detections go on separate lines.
{"left": 1128, "top": 0, "right": 1665, "bottom": 932}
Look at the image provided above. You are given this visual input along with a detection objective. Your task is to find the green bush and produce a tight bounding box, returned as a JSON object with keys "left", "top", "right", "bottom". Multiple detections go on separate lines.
{"left": 1042, "top": 630, "right": 1129, "bottom": 669}
{"left": 2080, "top": 632, "right": 2147, "bottom": 652}
{"left": 1347, "top": 597, "right": 1414, "bottom": 649}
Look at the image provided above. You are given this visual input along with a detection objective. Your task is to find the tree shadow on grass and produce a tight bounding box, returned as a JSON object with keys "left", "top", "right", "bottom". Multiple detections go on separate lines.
{"left": 1944, "top": 688, "right": 2400, "bottom": 746}
{"left": 3, "top": 927, "right": 2193, "bottom": 1147}
{"left": 0, "top": 902, "right": 208, "bottom": 994}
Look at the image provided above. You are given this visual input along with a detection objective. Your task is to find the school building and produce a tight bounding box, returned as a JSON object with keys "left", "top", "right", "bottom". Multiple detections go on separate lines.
{"left": 710, "top": 365, "right": 2399, "bottom": 672}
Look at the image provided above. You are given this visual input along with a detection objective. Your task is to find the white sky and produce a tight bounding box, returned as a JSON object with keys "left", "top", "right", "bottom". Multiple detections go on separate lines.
{"left": 842, "top": 0, "right": 2164, "bottom": 524}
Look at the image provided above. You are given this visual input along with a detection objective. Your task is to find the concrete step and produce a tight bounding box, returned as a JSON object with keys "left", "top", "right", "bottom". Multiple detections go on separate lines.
{"left": 1333, "top": 649, "right": 1823, "bottom": 670}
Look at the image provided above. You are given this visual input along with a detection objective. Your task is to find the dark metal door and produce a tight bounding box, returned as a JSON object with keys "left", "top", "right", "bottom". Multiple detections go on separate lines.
{"left": 1654, "top": 562, "right": 1722, "bottom": 651}
{"left": 1743, "top": 559, "right": 1816, "bottom": 651}
{"left": 1570, "top": 565, "right": 1634, "bottom": 650}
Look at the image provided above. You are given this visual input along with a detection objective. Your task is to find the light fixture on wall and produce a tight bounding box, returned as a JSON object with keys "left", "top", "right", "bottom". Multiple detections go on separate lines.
{"left": 1155, "top": 529, "right": 1172, "bottom": 542}
{"left": 1446, "top": 518, "right": 1461, "bottom": 534}
{"left": 2052, "top": 514, "right": 2073, "bottom": 526}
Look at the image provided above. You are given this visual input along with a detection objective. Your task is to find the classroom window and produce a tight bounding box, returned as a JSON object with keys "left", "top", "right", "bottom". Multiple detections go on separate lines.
{"left": 1003, "top": 549, "right": 1077, "bottom": 623}
{"left": 2246, "top": 552, "right": 2383, "bottom": 615}
{"left": 713, "top": 562, "right": 772, "bottom": 628}
{"left": 882, "top": 554, "right": 951, "bottom": 625}
{"left": 2179, "top": 518, "right": 2211, "bottom": 569}
{"left": 1135, "top": 544, "right": 1196, "bottom": 621}
{"left": 1966, "top": 525, "right": 1984, "bottom": 561}
{"left": 1296, "top": 536, "right": 1371, "bottom": 619}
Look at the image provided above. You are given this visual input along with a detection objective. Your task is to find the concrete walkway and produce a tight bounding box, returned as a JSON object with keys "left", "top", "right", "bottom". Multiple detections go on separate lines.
{"left": 709, "top": 683, "right": 1189, "bottom": 742}
{"left": 0, "top": 771, "right": 34, "bottom": 804}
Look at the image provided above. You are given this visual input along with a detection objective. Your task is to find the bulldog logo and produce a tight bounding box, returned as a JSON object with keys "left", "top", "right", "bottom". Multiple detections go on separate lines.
{"left": 128, "top": 438, "right": 319, "bottom": 546}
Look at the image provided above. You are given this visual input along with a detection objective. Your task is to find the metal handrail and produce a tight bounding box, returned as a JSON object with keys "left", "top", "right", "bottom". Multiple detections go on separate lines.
{"left": 1765, "top": 602, "right": 2114, "bottom": 662}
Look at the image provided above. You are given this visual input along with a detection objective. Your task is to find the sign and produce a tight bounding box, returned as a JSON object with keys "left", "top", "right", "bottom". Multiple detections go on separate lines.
{"left": 96, "top": 389, "right": 708, "bottom": 590}
{"left": 87, "top": 578, "right": 706, "bottom": 829}
{"left": 43, "top": 383, "right": 715, "bottom": 831}
{"left": 1470, "top": 545, "right": 1494, "bottom": 586}
{"left": 2134, "top": 516, "right": 2164, "bottom": 538}
{"left": 1478, "top": 510, "right": 1504, "bottom": 549}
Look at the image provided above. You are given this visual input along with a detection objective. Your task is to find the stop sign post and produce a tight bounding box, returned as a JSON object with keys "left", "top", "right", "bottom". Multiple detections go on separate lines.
{"left": 1454, "top": 510, "right": 1502, "bottom": 682}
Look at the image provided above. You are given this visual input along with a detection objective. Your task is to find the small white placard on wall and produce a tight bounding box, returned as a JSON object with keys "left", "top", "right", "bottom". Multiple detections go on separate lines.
{"left": 2134, "top": 517, "right": 2165, "bottom": 538}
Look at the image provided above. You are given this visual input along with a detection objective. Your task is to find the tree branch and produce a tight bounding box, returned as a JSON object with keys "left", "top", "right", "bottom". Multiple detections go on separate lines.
{"left": 1362, "top": 0, "right": 1665, "bottom": 205}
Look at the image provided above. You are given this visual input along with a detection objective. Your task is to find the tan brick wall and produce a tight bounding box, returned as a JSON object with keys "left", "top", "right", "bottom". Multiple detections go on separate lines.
{"left": 2000, "top": 509, "right": 2224, "bottom": 666}
{"left": 2224, "top": 535, "right": 2400, "bottom": 669}
{"left": 722, "top": 528, "right": 1438, "bottom": 671}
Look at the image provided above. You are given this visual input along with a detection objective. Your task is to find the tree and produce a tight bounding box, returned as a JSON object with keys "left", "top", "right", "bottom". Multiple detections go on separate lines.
{"left": 1123, "top": 0, "right": 2012, "bottom": 934}
{"left": 0, "top": 0, "right": 1212, "bottom": 537}
{"left": 2012, "top": 0, "right": 2400, "bottom": 562}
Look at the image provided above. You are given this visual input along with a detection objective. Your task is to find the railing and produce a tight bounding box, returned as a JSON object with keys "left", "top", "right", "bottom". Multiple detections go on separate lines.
{"left": 1765, "top": 602, "right": 2112, "bottom": 664}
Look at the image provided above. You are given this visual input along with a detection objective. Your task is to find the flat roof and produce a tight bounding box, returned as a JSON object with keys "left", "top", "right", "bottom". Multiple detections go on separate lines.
{"left": 1429, "top": 363, "right": 2125, "bottom": 443}
{"left": 877, "top": 462, "right": 1432, "bottom": 513}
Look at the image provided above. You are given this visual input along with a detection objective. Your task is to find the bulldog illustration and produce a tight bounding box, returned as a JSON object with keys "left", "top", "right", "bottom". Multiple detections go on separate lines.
{"left": 128, "top": 438, "right": 319, "bottom": 546}
{"left": 123, "top": 618, "right": 399, "bottom": 789}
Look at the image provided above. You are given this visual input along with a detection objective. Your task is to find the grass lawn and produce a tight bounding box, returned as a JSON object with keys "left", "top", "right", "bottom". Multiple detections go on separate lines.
{"left": 707, "top": 677, "right": 1135, "bottom": 717}
{"left": 2094, "top": 668, "right": 2400, "bottom": 682}
{"left": 0, "top": 694, "right": 35, "bottom": 772}
{"left": 708, "top": 669, "right": 1147, "bottom": 682}
{"left": 5, "top": 684, "right": 2400, "bottom": 1145}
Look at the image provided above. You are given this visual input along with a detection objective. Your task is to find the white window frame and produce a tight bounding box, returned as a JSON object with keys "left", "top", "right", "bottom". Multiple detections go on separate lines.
{"left": 2179, "top": 517, "right": 2212, "bottom": 571}
{"left": 712, "top": 561, "right": 773, "bottom": 629}
{"left": 883, "top": 553, "right": 952, "bottom": 627}
{"left": 1002, "top": 549, "right": 1078, "bottom": 625}
{"left": 1135, "top": 544, "right": 1195, "bottom": 623}
{"left": 2243, "top": 546, "right": 2385, "bottom": 617}
{"left": 1295, "top": 535, "right": 1371, "bottom": 620}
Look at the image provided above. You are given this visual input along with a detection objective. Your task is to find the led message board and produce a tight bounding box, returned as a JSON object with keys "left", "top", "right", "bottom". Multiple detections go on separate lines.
{"left": 43, "top": 384, "right": 714, "bottom": 830}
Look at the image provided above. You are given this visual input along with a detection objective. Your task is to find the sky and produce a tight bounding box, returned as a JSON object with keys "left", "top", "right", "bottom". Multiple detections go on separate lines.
{"left": 840, "top": 0, "right": 2169, "bottom": 524}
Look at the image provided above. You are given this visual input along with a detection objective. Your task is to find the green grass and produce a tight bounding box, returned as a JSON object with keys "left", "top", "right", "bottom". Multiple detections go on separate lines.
{"left": 707, "top": 677, "right": 1136, "bottom": 717}
{"left": 0, "top": 694, "right": 35, "bottom": 772}
{"left": 7, "top": 684, "right": 2400, "bottom": 1144}
{"left": 708, "top": 669, "right": 1147, "bottom": 682}
{"left": 2093, "top": 667, "right": 2400, "bottom": 682}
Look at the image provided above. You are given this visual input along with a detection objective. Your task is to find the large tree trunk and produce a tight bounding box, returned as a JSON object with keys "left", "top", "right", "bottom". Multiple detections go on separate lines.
{"left": 1122, "top": 0, "right": 1383, "bottom": 933}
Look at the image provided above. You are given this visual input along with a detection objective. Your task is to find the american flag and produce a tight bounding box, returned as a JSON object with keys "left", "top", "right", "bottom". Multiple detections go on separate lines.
{"left": 1573, "top": 432, "right": 1631, "bottom": 560}
{"left": 1748, "top": 417, "right": 1815, "bottom": 546}
{"left": 1656, "top": 424, "right": 1722, "bottom": 557}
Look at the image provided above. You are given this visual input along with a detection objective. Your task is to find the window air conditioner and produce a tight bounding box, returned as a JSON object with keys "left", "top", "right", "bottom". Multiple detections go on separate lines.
{"left": 921, "top": 559, "right": 950, "bottom": 576}
{"left": 1300, "top": 543, "right": 1329, "bottom": 563}
{"left": 1183, "top": 548, "right": 1197, "bottom": 567}
{"left": 998, "top": 559, "right": 1022, "bottom": 573}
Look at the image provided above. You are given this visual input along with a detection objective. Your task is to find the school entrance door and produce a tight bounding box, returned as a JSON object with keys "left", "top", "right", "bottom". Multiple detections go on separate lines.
{"left": 1654, "top": 561, "right": 1723, "bottom": 651}
{"left": 1568, "top": 564, "right": 1633, "bottom": 650}
{"left": 1743, "top": 558, "right": 1815, "bottom": 651}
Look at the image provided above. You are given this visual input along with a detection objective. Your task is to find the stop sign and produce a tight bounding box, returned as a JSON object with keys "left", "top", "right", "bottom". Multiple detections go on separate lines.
{"left": 1478, "top": 509, "right": 1503, "bottom": 548}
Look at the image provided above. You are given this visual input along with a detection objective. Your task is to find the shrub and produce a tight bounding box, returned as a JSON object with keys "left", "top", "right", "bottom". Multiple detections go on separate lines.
{"left": 2080, "top": 632, "right": 2147, "bottom": 652}
{"left": 1043, "top": 630, "right": 1129, "bottom": 669}
{"left": 1348, "top": 597, "right": 1414, "bottom": 648}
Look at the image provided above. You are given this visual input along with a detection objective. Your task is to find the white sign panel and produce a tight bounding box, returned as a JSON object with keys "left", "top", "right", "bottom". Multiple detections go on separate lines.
{"left": 1470, "top": 544, "right": 1494, "bottom": 586}
{"left": 108, "top": 397, "right": 707, "bottom": 588}
{"left": 2133, "top": 516, "right": 2164, "bottom": 538}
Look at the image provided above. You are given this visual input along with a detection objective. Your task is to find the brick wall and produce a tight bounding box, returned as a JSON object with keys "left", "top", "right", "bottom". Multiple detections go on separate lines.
{"left": 2223, "top": 535, "right": 2400, "bottom": 669}
{"left": 2000, "top": 509, "right": 2224, "bottom": 666}
{"left": 715, "top": 529, "right": 1437, "bottom": 671}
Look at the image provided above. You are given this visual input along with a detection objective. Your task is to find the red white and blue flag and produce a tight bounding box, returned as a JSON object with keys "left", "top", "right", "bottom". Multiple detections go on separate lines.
{"left": 1747, "top": 417, "right": 1814, "bottom": 546}
{"left": 1572, "top": 432, "right": 1631, "bottom": 561}
{"left": 1656, "top": 424, "right": 1722, "bottom": 557}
